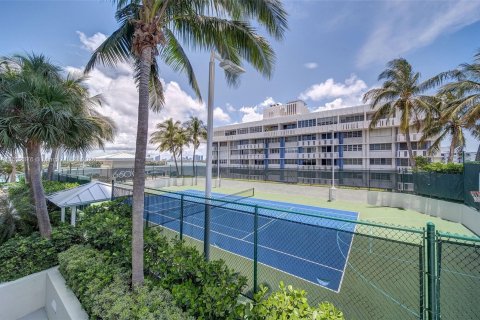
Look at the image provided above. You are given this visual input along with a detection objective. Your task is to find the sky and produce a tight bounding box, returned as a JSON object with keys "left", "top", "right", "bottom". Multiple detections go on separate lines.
{"left": 1, "top": 0, "right": 479, "bottom": 158}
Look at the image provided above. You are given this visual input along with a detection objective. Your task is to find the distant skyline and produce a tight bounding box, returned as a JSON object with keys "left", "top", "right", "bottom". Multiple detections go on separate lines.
{"left": 1, "top": 0, "right": 479, "bottom": 158}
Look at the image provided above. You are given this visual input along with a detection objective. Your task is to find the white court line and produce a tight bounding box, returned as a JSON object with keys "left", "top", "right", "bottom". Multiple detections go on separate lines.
{"left": 240, "top": 212, "right": 289, "bottom": 240}
{"left": 149, "top": 210, "right": 343, "bottom": 273}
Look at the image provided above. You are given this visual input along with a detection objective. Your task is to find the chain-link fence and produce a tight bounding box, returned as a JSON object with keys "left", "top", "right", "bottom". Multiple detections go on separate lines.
{"left": 110, "top": 184, "right": 480, "bottom": 319}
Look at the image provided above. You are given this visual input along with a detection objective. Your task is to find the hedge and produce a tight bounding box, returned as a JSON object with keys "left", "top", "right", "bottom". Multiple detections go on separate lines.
{"left": 58, "top": 245, "right": 191, "bottom": 320}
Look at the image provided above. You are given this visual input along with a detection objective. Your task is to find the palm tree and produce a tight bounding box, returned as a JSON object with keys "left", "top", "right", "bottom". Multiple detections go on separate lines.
{"left": 0, "top": 54, "right": 117, "bottom": 238}
{"left": 184, "top": 116, "right": 207, "bottom": 176}
{"left": 150, "top": 119, "right": 182, "bottom": 174}
{"left": 426, "top": 51, "right": 480, "bottom": 161}
{"left": 85, "top": 0, "right": 287, "bottom": 286}
{"left": 174, "top": 127, "right": 189, "bottom": 176}
{"left": 420, "top": 93, "right": 470, "bottom": 162}
{"left": 363, "top": 58, "right": 436, "bottom": 167}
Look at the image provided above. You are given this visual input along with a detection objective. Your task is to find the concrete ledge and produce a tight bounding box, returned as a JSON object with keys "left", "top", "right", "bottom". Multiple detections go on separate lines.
{"left": 0, "top": 267, "right": 88, "bottom": 320}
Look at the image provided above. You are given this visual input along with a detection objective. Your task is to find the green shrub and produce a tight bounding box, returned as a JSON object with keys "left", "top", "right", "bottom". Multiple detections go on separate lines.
{"left": 238, "top": 282, "right": 344, "bottom": 320}
{"left": 414, "top": 157, "right": 463, "bottom": 174}
{"left": 58, "top": 245, "right": 191, "bottom": 320}
{"left": 0, "top": 225, "right": 84, "bottom": 282}
{"left": 145, "top": 230, "right": 247, "bottom": 319}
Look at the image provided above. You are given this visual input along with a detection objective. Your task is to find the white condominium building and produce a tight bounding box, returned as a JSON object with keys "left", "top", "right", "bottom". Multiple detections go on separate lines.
{"left": 212, "top": 100, "right": 437, "bottom": 171}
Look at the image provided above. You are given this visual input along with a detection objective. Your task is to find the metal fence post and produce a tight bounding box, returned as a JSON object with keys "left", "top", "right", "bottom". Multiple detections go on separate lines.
{"left": 253, "top": 205, "right": 259, "bottom": 294}
{"left": 180, "top": 194, "right": 184, "bottom": 240}
{"left": 426, "top": 222, "right": 437, "bottom": 320}
{"left": 110, "top": 180, "right": 115, "bottom": 201}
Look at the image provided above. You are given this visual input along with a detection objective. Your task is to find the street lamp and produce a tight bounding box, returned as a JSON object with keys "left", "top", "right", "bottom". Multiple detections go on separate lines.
{"left": 329, "top": 130, "right": 336, "bottom": 201}
{"left": 204, "top": 50, "right": 245, "bottom": 260}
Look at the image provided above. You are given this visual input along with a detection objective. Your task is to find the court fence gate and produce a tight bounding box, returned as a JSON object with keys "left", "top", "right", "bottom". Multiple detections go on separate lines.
{"left": 111, "top": 184, "right": 479, "bottom": 320}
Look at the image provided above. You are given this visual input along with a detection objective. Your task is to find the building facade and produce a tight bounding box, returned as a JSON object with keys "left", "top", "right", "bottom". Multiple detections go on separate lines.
{"left": 212, "top": 100, "right": 437, "bottom": 172}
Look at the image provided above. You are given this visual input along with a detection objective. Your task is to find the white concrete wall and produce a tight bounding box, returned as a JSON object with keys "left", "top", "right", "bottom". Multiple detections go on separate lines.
{"left": 0, "top": 268, "right": 88, "bottom": 320}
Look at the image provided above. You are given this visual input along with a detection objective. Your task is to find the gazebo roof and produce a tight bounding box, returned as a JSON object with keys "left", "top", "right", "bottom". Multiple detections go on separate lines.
{"left": 46, "top": 181, "right": 112, "bottom": 208}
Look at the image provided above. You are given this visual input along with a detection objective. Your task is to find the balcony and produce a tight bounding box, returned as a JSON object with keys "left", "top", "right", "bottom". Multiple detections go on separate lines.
{"left": 396, "top": 133, "right": 421, "bottom": 142}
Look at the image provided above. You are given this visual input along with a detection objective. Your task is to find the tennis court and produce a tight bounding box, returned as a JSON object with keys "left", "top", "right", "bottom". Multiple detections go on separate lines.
{"left": 144, "top": 189, "right": 359, "bottom": 292}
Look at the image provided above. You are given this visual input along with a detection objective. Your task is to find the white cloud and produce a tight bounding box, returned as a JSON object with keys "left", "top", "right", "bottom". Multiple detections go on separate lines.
{"left": 76, "top": 31, "right": 107, "bottom": 52}
{"left": 304, "top": 62, "right": 318, "bottom": 69}
{"left": 357, "top": 1, "right": 480, "bottom": 67}
{"left": 237, "top": 97, "right": 275, "bottom": 123}
{"left": 225, "top": 103, "right": 236, "bottom": 112}
{"left": 299, "top": 74, "right": 367, "bottom": 101}
{"left": 239, "top": 106, "right": 263, "bottom": 123}
{"left": 213, "top": 107, "right": 231, "bottom": 122}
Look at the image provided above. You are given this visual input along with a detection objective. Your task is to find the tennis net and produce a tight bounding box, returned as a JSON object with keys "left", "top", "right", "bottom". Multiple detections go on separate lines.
{"left": 144, "top": 188, "right": 255, "bottom": 224}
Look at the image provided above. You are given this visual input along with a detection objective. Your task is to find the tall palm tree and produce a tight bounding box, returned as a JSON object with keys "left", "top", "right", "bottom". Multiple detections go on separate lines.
{"left": 85, "top": 0, "right": 287, "bottom": 286}
{"left": 420, "top": 93, "right": 470, "bottom": 162}
{"left": 184, "top": 116, "right": 207, "bottom": 176}
{"left": 0, "top": 54, "right": 117, "bottom": 238}
{"left": 363, "top": 58, "right": 436, "bottom": 167}
{"left": 426, "top": 51, "right": 480, "bottom": 160}
{"left": 174, "top": 127, "right": 189, "bottom": 176}
{"left": 150, "top": 118, "right": 182, "bottom": 174}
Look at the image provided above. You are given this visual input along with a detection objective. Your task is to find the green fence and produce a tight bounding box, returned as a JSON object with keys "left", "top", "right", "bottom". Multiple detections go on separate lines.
{"left": 111, "top": 184, "right": 480, "bottom": 319}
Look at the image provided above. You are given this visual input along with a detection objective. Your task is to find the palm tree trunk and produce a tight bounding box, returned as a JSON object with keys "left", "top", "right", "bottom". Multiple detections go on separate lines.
{"left": 22, "top": 147, "right": 30, "bottom": 184}
{"left": 10, "top": 149, "right": 16, "bottom": 183}
{"left": 26, "top": 141, "right": 52, "bottom": 238}
{"left": 131, "top": 47, "right": 152, "bottom": 287}
{"left": 448, "top": 131, "right": 456, "bottom": 163}
{"left": 192, "top": 148, "right": 196, "bottom": 177}
{"left": 47, "top": 147, "right": 58, "bottom": 180}
{"left": 173, "top": 152, "right": 179, "bottom": 176}
{"left": 180, "top": 149, "right": 183, "bottom": 176}
{"left": 476, "top": 144, "right": 480, "bottom": 162}
{"left": 405, "top": 127, "right": 416, "bottom": 167}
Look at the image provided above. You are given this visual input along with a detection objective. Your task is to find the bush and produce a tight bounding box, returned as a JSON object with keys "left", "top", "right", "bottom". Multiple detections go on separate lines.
{"left": 238, "top": 282, "right": 344, "bottom": 320}
{"left": 80, "top": 200, "right": 247, "bottom": 319}
{"left": 0, "top": 225, "right": 84, "bottom": 282}
{"left": 414, "top": 156, "right": 463, "bottom": 174}
{"left": 58, "top": 245, "right": 191, "bottom": 320}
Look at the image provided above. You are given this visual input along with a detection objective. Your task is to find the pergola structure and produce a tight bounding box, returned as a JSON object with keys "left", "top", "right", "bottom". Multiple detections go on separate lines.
{"left": 46, "top": 181, "right": 112, "bottom": 226}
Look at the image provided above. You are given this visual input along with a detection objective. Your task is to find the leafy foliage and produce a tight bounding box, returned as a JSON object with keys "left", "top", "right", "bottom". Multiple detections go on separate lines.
{"left": 417, "top": 161, "right": 464, "bottom": 174}
{"left": 238, "top": 282, "right": 344, "bottom": 320}
{"left": 58, "top": 245, "right": 191, "bottom": 320}
{"left": 0, "top": 225, "right": 84, "bottom": 282}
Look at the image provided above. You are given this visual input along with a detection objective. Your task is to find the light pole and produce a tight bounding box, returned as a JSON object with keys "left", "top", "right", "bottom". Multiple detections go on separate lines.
{"left": 204, "top": 50, "right": 245, "bottom": 260}
{"left": 217, "top": 144, "right": 221, "bottom": 188}
{"left": 329, "top": 130, "right": 336, "bottom": 201}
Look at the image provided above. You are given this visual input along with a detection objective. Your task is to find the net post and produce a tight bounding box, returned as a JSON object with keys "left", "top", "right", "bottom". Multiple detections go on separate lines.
{"left": 110, "top": 180, "right": 115, "bottom": 201}
{"left": 253, "top": 205, "right": 259, "bottom": 294}
{"left": 180, "top": 194, "right": 184, "bottom": 240}
{"left": 204, "top": 199, "right": 211, "bottom": 261}
{"left": 426, "top": 222, "right": 437, "bottom": 320}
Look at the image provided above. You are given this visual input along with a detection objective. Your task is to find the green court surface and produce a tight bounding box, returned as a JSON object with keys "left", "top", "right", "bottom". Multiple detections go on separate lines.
{"left": 158, "top": 182, "right": 475, "bottom": 236}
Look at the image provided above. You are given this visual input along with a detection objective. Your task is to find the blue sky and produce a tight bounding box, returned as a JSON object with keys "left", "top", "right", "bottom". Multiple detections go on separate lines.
{"left": 1, "top": 0, "right": 479, "bottom": 155}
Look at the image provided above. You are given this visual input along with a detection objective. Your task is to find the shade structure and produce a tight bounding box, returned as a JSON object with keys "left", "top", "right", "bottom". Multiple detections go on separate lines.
{"left": 46, "top": 181, "right": 112, "bottom": 208}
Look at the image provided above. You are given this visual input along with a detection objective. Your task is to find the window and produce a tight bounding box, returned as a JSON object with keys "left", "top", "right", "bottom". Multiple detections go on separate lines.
{"left": 369, "top": 158, "right": 392, "bottom": 165}
{"left": 282, "top": 123, "right": 297, "bottom": 130}
{"left": 321, "top": 159, "right": 338, "bottom": 165}
{"left": 230, "top": 150, "right": 239, "bottom": 155}
{"left": 285, "top": 147, "right": 297, "bottom": 153}
{"left": 269, "top": 148, "right": 280, "bottom": 154}
{"left": 370, "top": 143, "right": 392, "bottom": 151}
{"left": 317, "top": 116, "right": 337, "bottom": 126}
{"left": 254, "top": 160, "right": 264, "bottom": 165}
{"left": 220, "top": 142, "right": 227, "bottom": 147}
{"left": 343, "top": 131, "right": 362, "bottom": 138}
{"left": 343, "top": 158, "right": 363, "bottom": 165}
{"left": 340, "top": 114, "right": 364, "bottom": 123}
{"left": 237, "top": 128, "right": 248, "bottom": 135}
{"left": 285, "top": 136, "right": 297, "bottom": 142}
{"left": 268, "top": 138, "right": 280, "bottom": 143}
{"left": 321, "top": 132, "right": 338, "bottom": 139}
{"left": 239, "top": 140, "right": 249, "bottom": 145}
{"left": 398, "top": 142, "right": 427, "bottom": 150}
{"left": 397, "top": 158, "right": 410, "bottom": 166}
{"left": 300, "top": 134, "right": 316, "bottom": 141}
{"left": 344, "top": 144, "right": 363, "bottom": 151}
{"left": 299, "top": 159, "right": 316, "bottom": 166}
{"left": 249, "top": 126, "right": 263, "bottom": 134}
{"left": 268, "top": 159, "right": 280, "bottom": 165}
{"left": 321, "top": 146, "right": 339, "bottom": 152}
{"left": 298, "top": 119, "right": 317, "bottom": 128}
{"left": 225, "top": 130, "right": 236, "bottom": 136}
{"left": 285, "top": 159, "right": 297, "bottom": 164}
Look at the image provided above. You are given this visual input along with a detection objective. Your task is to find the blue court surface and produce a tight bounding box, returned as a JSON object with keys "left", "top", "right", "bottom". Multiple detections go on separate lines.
{"left": 144, "top": 190, "right": 358, "bottom": 292}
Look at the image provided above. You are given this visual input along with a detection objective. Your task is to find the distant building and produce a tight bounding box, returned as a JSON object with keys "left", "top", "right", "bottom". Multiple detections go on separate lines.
{"left": 94, "top": 152, "right": 155, "bottom": 168}
{"left": 213, "top": 100, "right": 439, "bottom": 171}
{"left": 194, "top": 154, "right": 204, "bottom": 161}
{"left": 440, "top": 151, "right": 478, "bottom": 163}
